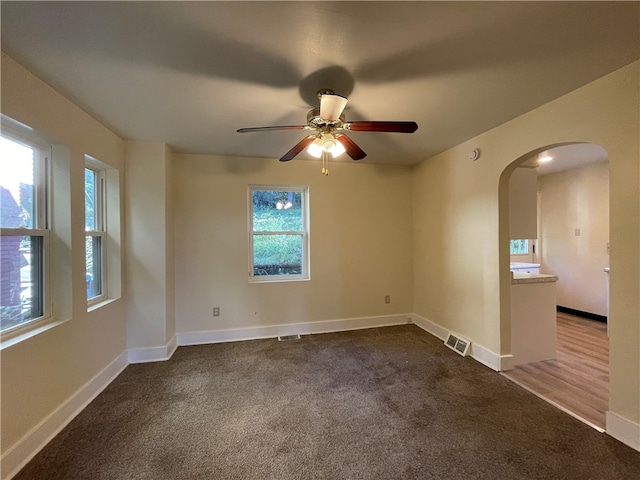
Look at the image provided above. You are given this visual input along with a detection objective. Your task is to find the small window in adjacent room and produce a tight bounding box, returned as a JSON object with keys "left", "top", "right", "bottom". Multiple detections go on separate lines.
{"left": 510, "top": 239, "right": 529, "bottom": 255}
{"left": 0, "top": 130, "right": 50, "bottom": 333}
{"left": 248, "top": 185, "right": 310, "bottom": 282}
{"left": 85, "top": 163, "right": 106, "bottom": 304}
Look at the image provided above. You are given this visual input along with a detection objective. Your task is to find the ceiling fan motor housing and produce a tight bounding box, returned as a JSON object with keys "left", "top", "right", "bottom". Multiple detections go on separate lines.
{"left": 307, "top": 107, "right": 345, "bottom": 131}
{"left": 316, "top": 88, "right": 336, "bottom": 98}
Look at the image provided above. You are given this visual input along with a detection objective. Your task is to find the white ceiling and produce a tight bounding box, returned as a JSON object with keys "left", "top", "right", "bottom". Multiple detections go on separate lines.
{"left": 534, "top": 143, "right": 609, "bottom": 176}
{"left": 516, "top": 142, "right": 609, "bottom": 175}
{"left": 1, "top": 2, "right": 638, "bottom": 166}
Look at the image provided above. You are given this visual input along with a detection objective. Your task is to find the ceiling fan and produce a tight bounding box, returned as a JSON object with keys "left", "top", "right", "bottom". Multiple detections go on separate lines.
{"left": 237, "top": 89, "right": 418, "bottom": 175}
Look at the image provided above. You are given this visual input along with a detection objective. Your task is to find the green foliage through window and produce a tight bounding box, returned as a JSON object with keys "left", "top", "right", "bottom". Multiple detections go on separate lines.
{"left": 249, "top": 187, "right": 308, "bottom": 280}
{"left": 510, "top": 239, "right": 529, "bottom": 255}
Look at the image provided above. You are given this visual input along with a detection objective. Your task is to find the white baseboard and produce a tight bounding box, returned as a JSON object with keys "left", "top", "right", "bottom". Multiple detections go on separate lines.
{"left": 127, "top": 335, "right": 177, "bottom": 363}
{"left": 412, "top": 313, "right": 508, "bottom": 372}
{"left": 497, "top": 354, "right": 515, "bottom": 372}
{"left": 176, "top": 314, "right": 412, "bottom": 346}
{"left": 606, "top": 411, "right": 640, "bottom": 452}
{"left": 469, "top": 342, "right": 502, "bottom": 372}
{"left": 1, "top": 351, "right": 128, "bottom": 480}
{"left": 411, "top": 313, "right": 449, "bottom": 340}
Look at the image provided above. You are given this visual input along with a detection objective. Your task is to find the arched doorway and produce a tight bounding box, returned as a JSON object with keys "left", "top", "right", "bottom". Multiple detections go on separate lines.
{"left": 498, "top": 142, "right": 610, "bottom": 431}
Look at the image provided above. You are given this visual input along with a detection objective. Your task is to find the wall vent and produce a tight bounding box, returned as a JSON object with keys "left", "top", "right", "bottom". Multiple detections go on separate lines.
{"left": 444, "top": 333, "right": 471, "bottom": 356}
{"left": 278, "top": 334, "right": 301, "bottom": 341}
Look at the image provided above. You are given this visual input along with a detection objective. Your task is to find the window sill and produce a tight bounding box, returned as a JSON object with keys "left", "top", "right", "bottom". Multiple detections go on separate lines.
{"left": 0, "top": 316, "right": 69, "bottom": 351}
{"left": 249, "top": 276, "right": 310, "bottom": 284}
{"left": 88, "top": 296, "right": 120, "bottom": 313}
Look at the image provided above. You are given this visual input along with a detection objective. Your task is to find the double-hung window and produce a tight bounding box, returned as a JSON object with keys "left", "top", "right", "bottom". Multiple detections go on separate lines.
{"left": 0, "top": 130, "right": 50, "bottom": 333}
{"left": 85, "top": 160, "right": 106, "bottom": 304}
{"left": 248, "top": 185, "right": 309, "bottom": 282}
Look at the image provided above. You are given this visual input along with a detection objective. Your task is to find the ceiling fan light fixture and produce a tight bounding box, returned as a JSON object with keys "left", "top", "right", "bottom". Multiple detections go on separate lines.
{"left": 307, "top": 137, "right": 324, "bottom": 158}
{"left": 319, "top": 93, "right": 348, "bottom": 121}
{"left": 321, "top": 133, "right": 338, "bottom": 154}
{"left": 329, "top": 139, "right": 346, "bottom": 158}
{"left": 307, "top": 133, "right": 346, "bottom": 158}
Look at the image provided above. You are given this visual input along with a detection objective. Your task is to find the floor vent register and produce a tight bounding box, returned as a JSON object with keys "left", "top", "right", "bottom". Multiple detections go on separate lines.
{"left": 445, "top": 333, "right": 471, "bottom": 356}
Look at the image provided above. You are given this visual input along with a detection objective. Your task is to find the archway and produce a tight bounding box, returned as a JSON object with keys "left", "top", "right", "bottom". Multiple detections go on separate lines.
{"left": 498, "top": 142, "right": 610, "bottom": 430}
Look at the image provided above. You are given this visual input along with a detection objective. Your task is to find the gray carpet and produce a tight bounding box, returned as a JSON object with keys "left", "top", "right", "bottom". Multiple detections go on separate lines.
{"left": 14, "top": 325, "right": 640, "bottom": 479}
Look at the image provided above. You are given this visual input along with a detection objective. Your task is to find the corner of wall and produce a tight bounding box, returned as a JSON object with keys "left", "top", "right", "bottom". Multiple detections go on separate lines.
{"left": 606, "top": 411, "right": 640, "bottom": 452}
{"left": 412, "top": 313, "right": 505, "bottom": 372}
{"left": 127, "top": 335, "right": 177, "bottom": 364}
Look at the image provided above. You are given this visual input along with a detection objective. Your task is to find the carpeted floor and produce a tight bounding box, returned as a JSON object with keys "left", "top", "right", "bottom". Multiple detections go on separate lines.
{"left": 14, "top": 325, "right": 640, "bottom": 479}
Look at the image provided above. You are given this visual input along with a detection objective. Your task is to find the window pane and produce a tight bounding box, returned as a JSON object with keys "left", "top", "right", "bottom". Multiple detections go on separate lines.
{"left": 252, "top": 190, "right": 302, "bottom": 232}
{"left": 85, "top": 168, "right": 97, "bottom": 231}
{"left": 0, "top": 235, "right": 44, "bottom": 331}
{"left": 0, "top": 136, "right": 36, "bottom": 229}
{"left": 86, "top": 235, "right": 103, "bottom": 299}
{"left": 510, "top": 239, "right": 529, "bottom": 255}
{"left": 253, "top": 234, "right": 303, "bottom": 276}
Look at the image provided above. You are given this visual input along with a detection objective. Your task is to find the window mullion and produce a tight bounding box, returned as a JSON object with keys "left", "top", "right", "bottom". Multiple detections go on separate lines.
{"left": 36, "top": 147, "right": 49, "bottom": 230}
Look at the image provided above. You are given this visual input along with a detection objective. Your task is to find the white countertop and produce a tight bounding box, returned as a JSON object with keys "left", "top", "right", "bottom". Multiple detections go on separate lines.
{"left": 511, "top": 271, "right": 558, "bottom": 284}
{"left": 510, "top": 262, "right": 541, "bottom": 270}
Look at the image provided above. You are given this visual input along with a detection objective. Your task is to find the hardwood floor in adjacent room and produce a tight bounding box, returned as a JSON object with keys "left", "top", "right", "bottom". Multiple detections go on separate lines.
{"left": 502, "top": 312, "right": 609, "bottom": 430}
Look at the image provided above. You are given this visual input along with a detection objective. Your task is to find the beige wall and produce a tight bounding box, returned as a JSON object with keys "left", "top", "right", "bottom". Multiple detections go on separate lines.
{"left": 173, "top": 155, "right": 413, "bottom": 333}
{"left": 125, "top": 142, "right": 175, "bottom": 349}
{"left": 412, "top": 144, "right": 504, "bottom": 350}
{"left": 538, "top": 162, "right": 610, "bottom": 315}
{"left": 1, "top": 54, "right": 127, "bottom": 452}
{"left": 412, "top": 61, "right": 639, "bottom": 427}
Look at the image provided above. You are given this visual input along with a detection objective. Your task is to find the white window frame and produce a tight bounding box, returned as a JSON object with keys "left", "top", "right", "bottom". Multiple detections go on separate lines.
{"left": 248, "top": 184, "right": 310, "bottom": 283}
{"left": 0, "top": 125, "right": 52, "bottom": 336}
{"left": 85, "top": 158, "right": 107, "bottom": 306}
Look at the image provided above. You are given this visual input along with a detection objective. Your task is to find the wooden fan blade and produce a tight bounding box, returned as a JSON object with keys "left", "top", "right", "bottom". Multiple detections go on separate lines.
{"left": 237, "top": 125, "right": 309, "bottom": 133}
{"left": 335, "top": 134, "right": 367, "bottom": 161}
{"left": 344, "top": 121, "right": 418, "bottom": 133}
{"left": 280, "top": 135, "right": 316, "bottom": 162}
{"left": 320, "top": 94, "right": 348, "bottom": 121}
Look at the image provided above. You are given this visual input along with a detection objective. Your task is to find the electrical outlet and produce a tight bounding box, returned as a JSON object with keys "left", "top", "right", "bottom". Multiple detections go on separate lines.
{"left": 574, "top": 228, "right": 581, "bottom": 236}
{"left": 213, "top": 307, "right": 220, "bottom": 317}
{"left": 385, "top": 295, "right": 391, "bottom": 304}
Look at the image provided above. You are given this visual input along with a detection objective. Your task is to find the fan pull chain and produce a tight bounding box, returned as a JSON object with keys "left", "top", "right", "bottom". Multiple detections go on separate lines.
{"left": 321, "top": 151, "right": 329, "bottom": 175}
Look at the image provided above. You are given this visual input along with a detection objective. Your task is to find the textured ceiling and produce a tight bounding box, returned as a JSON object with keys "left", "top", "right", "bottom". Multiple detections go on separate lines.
{"left": 1, "top": 1, "right": 638, "bottom": 165}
